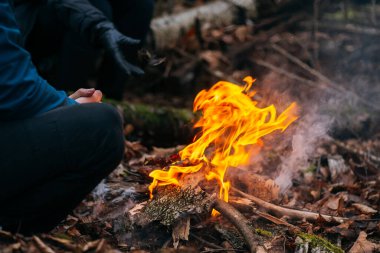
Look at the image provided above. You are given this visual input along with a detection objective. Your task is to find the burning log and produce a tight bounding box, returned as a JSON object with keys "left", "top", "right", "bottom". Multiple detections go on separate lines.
{"left": 130, "top": 186, "right": 257, "bottom": 252}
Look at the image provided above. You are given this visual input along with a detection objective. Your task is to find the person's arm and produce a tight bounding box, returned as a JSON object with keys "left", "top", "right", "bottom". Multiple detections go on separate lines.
{"left": 0, "top": 0, "right": 77, "bottom": 120}
{"left": 49, "top": 0, "right": 144, "bottom": 75}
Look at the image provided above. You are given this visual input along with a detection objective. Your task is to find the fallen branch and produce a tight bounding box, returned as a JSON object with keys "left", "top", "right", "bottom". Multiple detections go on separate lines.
{"left": 333, "top": 140, "right": 380, "bottom": 163}
{"left": 213, "top": 198, "right": 257, "bottom": 253}
{"left": 190, "top": 233, "right": 224, "bottom": 250}
{"left": 312, "top": 22, "right": 380, "bottom": 36}
{"left": 253, "top": 59, "right": 317, "bottom": 87}
{"left": 232, "top": 187, "right": 347, "bottom": 223}
{"left": 261, "top": 44, "right": 380, "bottom": 111}
{"left": 270, "top": 43, "right": 334, "bottom": 87}
{"left": 230, "top": 198, "right": 299, "bottom": 231}
{"left": 150, "top": 0, "right": 257, "bottom": 49}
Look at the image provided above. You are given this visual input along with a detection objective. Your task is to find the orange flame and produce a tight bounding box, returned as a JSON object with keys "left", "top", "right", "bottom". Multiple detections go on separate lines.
{"left": 149, "top": 77, "right": 298, "bottom": 205}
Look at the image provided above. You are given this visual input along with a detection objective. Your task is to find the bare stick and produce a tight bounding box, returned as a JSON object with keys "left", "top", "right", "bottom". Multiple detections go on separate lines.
{"left": 271, "top": 44, "right": 334, "bottom": 87}
{"left": 190, "top": 233, "right": 224, "bottom": 250}
{"left": 230, "top": 199, "right": 300, "bottom": 231}
{"left": 333, "top": 140, "right": 380, "bottom": 163}
{"left": 312, "top": 0, "right": 320, "bottom": 65}
{"left": 213, "top": 198, "right": 257, "bottom": 253}
{"left": 231, "top": 187, "right": 347, "bottom": 224}
{"left": 254, "top": 59, "right": 318, "bottom": 87}
{"left": 371, "top": 0, "right": 377, "bottom": 25}
{"left": 33, "top": 236, "right": 56, "bottom": 253}
{"left": 270, "top": 44, "right": 380, "bottom": 111}
{"left": 343, "top": 0, "right": 349, "bottom": 21}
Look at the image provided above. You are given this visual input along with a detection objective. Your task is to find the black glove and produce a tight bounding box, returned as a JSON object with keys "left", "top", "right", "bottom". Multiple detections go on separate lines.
{"left": 94, "top": 22, "right": 144, "bottom": 76}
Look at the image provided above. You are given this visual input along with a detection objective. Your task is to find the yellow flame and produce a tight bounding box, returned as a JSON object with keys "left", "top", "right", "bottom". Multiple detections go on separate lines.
{"left": 149, "top": 77, "right": 298, "bottom": 206}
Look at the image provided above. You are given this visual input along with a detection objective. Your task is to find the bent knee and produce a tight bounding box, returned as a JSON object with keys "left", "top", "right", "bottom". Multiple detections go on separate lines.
{"left": 93, "top": 103, "right": 124, "bottom": 154}
{"left": 90, "top": 103, "right": 123, "bottom": 128}
{"left": 81, "top": 103, "right": 124, "bottom": 163}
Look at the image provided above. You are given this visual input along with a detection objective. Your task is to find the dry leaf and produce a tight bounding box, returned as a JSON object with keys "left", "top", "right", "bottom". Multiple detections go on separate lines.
{"left": 349, "top": 231, "right": 380, "bottom": 253}
{"left": 352, "top": 203, "right": 378, "bottom": 214}
{"left": 326, "top": 195, "right": 343, "bottom": 210}
{"left": 200, "top": 50, "right": 223, "bottom": 69}
{"left": 234, "top": 25, "right": 249, "bottom": 42}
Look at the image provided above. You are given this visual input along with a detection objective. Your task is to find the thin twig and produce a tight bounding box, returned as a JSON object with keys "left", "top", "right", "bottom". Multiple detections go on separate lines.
{"left": 343, "top": 0, "right": 349, "bottom": 21}
{"left": 270, "top": 43, "right": 380, "bottom": 111}
{"left": 230, "top": 199, "right": 300, "bottom": 231}
{"left": 213, "top": 198, "right": 257, "bottom": 253}
{"left": 254, "top": 59, "right": 317, "bottom": 87}
{"left": 333, "top": 140, "right": 380, "bottom": 163}
{"left": 371, "top": 0, "right": 377, "bottom": 25}
{"left": 271, "top": 44, "right": 333, "bottom": 86}
{"left": 255, "top": 210, "right": 300, "bottom": 231}
{"left": 231, "top": 187, "right": 347, "bottom": 224}
{"left": 201, "top": 249, "right": 246, "bottom": 253}
{"left": 33, "top": 236, "right": 56, "bottom": 253}
{"left": 190, "top": 233, "right": 224, "bottom": 250}
{"left": 307, "top": 21, "right": 380, "bottom": 36}
{"left": 312, "top": 0, "right": 320, "bottom": 65}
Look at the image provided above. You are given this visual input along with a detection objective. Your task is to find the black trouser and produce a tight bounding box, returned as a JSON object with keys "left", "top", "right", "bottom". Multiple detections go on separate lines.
{"left": 26, "top": 0, "right": 154, "bottom": 99}
{"left": 0, "top": 103, "right": 124, "bottom": 234}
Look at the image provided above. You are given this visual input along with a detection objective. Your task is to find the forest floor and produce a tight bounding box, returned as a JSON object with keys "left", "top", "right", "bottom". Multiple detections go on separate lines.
{"left": 1, "top": 1, "right": 380, "bottom": 253}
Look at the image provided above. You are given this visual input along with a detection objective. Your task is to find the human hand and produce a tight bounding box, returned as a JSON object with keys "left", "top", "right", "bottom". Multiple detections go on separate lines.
{"left": 69, "top": 88, "right": 103, "bottom": 103}
{"left": 95, "top": 22, "right": 144, "bottom": 76}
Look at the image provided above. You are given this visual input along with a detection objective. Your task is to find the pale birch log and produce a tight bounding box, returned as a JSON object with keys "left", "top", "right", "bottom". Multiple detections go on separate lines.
{"left": 150, "top": 0, "right": 257, "bottom": 49}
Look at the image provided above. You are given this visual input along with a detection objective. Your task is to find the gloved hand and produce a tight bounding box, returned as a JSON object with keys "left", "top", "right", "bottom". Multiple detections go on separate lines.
{"left": 94, "top": 22, "right": 144, "bottom": 76}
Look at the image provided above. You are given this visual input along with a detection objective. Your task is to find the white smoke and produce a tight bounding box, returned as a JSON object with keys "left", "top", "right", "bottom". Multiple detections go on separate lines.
{"left": 275, "top": 110, "right": 332, "bottom": 191}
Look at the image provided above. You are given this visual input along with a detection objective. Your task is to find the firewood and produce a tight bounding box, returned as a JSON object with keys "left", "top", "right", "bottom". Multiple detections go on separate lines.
{"left": 132, "top": 186, "right": 215, "bottom": 227}
{"left": 129, "top": 186, "right": 258, "bottom": 252}
{"left": 232, "top": 187, "right": 347, "bottom": 223}
{"left": 213, "top": 198, "right": 258, "bottom": 253}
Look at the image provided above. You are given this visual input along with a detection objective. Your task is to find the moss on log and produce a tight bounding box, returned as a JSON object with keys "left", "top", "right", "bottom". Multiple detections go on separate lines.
{"left": 106, "top": 100, "right": 195, "bottom": 147}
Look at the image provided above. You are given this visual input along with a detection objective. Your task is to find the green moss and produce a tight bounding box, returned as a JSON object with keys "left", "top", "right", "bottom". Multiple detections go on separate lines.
{"left": 255, "top": 228, "right": 273, "bottom": 237}
{"left": 296, "top": 232, "right": 344, "bottom": 253}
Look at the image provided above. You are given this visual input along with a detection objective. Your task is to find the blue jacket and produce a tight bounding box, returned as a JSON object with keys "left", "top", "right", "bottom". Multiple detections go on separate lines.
{"left": 0, "top": 0, "right": 76, "bottom": 121}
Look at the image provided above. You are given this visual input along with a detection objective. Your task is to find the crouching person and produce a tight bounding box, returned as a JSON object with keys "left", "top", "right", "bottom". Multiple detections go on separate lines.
{"left": 0, "top": 0, "right": 124, "bottom": 234}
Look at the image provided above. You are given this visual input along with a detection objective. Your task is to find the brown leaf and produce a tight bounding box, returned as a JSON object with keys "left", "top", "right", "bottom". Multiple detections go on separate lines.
{"left": 326, "top": 195, "right": 343, "bottom": 211}
{"left": 234, "top": 25, "right": 249, "bottom": 42}
{"left": 352, "top": 203, "right": 378, "bottom": 215}
{"left": 200, "top": 50, "right": 223, "bottom": 69}
{"left": 349, "top": 231, "right": 380, "bottom": 253}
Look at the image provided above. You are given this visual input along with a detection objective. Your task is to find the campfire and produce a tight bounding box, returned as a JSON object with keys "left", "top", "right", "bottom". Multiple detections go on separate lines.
{"left": 148, "top": 77, "right": 298, "bottom": 210}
